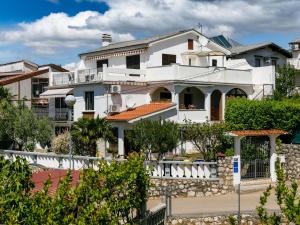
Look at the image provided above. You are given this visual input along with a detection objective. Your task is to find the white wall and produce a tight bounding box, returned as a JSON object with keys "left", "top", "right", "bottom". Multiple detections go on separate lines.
{"left": 4, "top": 78, "right": 32, "bottom": 107}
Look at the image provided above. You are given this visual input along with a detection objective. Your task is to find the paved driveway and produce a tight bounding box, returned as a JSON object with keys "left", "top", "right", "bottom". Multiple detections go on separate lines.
{"left": 147, "top": 190, "right": 281, "bottom": 216}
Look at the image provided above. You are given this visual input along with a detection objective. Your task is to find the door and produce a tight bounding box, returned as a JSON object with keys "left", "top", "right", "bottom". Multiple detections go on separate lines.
{"left": 210, "top": 90, "right": 222, "bottom": 121}
{"left": 241, "top": 137, "right": 270, "bottom": 180}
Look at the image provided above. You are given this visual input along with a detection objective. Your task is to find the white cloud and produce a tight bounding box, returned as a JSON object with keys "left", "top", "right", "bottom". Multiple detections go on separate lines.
{"left": 1, "top": 0, "right": 300, "bottom": 59}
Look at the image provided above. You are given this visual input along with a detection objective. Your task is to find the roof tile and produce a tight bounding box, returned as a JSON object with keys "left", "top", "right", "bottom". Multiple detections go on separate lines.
{"left": 106, "top": 102, "right": 175, "bottom": 121}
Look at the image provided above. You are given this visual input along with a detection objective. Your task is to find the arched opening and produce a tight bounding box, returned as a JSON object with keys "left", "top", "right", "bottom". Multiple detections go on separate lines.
{"left": 179, "top": 87, "right": 205, "bottom": 110}
{"left": 151, "top": 87, "right": 172, "bottom": 102}
{"left": 211, "top": 90, "right": 222, "bottom": 121}
{"left": 226, "top": 88, "right": 247, "bottom": 98}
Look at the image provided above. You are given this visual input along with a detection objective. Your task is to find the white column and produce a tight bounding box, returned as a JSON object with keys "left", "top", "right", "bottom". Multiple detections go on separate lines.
{"left": 233, "top": 136, "right": 242, "bottom": 186}
{"left": 118, "top": 126, "right": 125, "bottom": 157}
{"left": 205, "top": 92, "right": 211, "bottom": 121}
{"left": 269, "top": 135, "right": 278, "bottom": 182}
{"left": 221, "top": 92, "right": 226, "bottom": 120}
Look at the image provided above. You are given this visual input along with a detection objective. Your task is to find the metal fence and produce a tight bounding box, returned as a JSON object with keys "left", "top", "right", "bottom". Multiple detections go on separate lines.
{"left": 135, "top": 204, "right": 166, "bottom": 225}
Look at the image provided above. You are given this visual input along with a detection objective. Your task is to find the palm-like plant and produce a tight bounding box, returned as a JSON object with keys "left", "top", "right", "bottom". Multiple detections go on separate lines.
{"left": 71, "top": 116, "right": 114, "bottom": 156}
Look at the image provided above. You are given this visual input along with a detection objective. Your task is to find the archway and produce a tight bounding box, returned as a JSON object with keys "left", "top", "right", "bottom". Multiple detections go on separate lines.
{"left": 226, "top": 88, "right": 247, "bottom": 98}
{"left": 211, "top": 90, "right": 222, "bottom": 121}
{"left": 179, "top": 87, "right": 205, "bottom": 110}
{"left": 151, "top": 87, "right": 172, "bottom": 102}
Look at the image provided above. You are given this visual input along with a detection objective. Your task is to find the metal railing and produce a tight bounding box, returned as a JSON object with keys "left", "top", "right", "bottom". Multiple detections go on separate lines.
{"left": 52, "top": 72, "right": 75, "bottom": 86}
{"left": 0, "top": 150, "right": 218, "bottom": 180}
{"left": 135, "top": 203, "right": 166, "bottom": 225}
{"left": 32, "top": 108, "right": 49, "bottom": 118}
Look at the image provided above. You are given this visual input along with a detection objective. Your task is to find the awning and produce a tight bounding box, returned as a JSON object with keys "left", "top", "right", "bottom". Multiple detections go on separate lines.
{"left": 40, "top": 88, "right": 73, "bottom": 98}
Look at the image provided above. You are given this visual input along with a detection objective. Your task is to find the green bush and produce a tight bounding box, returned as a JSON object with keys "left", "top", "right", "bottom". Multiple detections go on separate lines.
{"left": 0, "top": 153, "right": 150, "bottom": 224}
{"left": 225, "top": 98, "right": 300, "bottom": 141}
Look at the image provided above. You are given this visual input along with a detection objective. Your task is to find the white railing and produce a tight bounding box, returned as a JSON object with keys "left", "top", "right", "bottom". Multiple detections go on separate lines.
{"left": 0, "top": 150, "right": 218, "bottom": 180}
{"left": 77, "top": 68, "right": 102, "bottom": 83}
{"left": 146, "top": 160, "right": 218, "bottom": 180}
{"left": 52, "top": 72, "right": 75, "bottom": 86}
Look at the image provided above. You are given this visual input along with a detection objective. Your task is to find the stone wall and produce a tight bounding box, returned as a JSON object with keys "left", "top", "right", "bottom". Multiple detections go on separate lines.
{"left": 149, "top": 157, "right": 234, "bottom": 198}
{"left": 281, "top": 144, "right": 300, "bottom": 180}
{"left": 167, "top": 214, "right": 260, "bottom": 225}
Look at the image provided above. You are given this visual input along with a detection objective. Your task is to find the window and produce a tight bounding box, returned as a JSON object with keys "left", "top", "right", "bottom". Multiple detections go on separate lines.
{"left": 255, "top": 58, "right": 261, "bottom": 67}
{"left": 32, "top": 78, "right": 48, "bottom": 98}
{"left": 271, "top": 59, "right": 277, "bottom": 67}
{"left": 212, "top": 59, "right": 218, "bottom": 67}
{"left": 126, "top": 55, "right": 140, "bottom": 69}
{"left": 188, "top": 39, "right": 193, "bottom": 50}
{"left": 55, "top": 98, "right": 67, "bottom": 109}
{"left": 162, "top": 54, "right": 176, "bottom": 66}
{"left": 97, "top": 59, "right": 109, "bottom": 72}
{"left": 184, "top": 94, "right": 193, "bottom": 108}
{"left": 85, "top": 91, "right": 94, "bottom": 110}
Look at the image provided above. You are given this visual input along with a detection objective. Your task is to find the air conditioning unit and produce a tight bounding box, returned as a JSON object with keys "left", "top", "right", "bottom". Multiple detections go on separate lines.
{"left": 110, "top": 85, "right": 121, "bottom": 94}
{"left": 110, "top": 104, "right": 121, "bottom": 113}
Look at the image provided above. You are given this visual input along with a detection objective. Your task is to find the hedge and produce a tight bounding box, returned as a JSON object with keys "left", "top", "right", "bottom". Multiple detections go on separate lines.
{"left": 225, "top": 98, "right": 300, "bottom": 141}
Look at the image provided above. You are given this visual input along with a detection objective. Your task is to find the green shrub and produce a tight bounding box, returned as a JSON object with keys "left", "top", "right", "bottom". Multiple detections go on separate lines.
{"left": 51, "top": 132, "right": 70, "bottom": 154}
{"left": 0, "top": 153, "right": 150, "bottom": 224}
{"left": 225, "top": 98, "right": 300, "bottom": 141}
{"left": 225, "top": 148, "right": 234, "bottom": 157}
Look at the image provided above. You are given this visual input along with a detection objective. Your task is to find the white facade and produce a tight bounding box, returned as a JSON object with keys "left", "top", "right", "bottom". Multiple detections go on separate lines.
{"left": 45, "top": 29, "right": 286, "bottom": 155}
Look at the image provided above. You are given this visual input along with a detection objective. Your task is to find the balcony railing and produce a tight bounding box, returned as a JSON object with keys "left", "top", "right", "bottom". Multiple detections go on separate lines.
{"left": 55, "top": 108, "right": 71, "bottom": 121}
{"left": 50, "top": 64, "right": 265, "bottom": 87}
{"left": 32, "top": 108, "right": 49, "bottom": 118}
{"left": 52, "top": 72, "right": 75, "bottom": 86}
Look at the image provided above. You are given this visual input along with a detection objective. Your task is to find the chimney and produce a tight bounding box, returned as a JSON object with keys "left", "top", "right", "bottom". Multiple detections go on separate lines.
{"left": 102, "top": 34, "right": 112, "bottom": 47}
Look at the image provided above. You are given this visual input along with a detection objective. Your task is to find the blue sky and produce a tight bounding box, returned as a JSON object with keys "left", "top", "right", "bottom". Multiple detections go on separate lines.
{"left": 0, "top": 0, "right": 300, "bottom": 66}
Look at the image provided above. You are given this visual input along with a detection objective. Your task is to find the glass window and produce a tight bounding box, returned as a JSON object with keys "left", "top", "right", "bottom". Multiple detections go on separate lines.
{"left": 255, "top": 58, "right": 261, "bottom": 67}
{"left": 188, "top": 39, "right": 193, "bottom": 50}
{"left": 32, "top": 78, "right": 48, "bottom": 98}
{"left": 55, "top": 98, "right": 67, "bottom": 108}
{"left": 212, "top": 59, "right": 218, "bottom": 67}
{"left": 162, "top": 54, "right": 176, "bottom": 66}
{"left": 126, "top": 55, "right": 140, "bottom": 69}
{"left": 85, "top": 91, "right": 94, "bottom": 110}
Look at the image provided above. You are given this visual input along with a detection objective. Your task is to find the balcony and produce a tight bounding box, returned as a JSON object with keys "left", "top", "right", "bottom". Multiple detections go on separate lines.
{"left": 146, "top": 64, "right": 253, "bottom": 84}
{"left": 51, "top": 64, "right": 258, "bottom": 87}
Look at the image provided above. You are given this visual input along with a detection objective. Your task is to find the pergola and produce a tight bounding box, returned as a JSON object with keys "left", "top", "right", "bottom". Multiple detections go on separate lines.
{"left": 226, "top": 129, "right": 288, "bottom": 185}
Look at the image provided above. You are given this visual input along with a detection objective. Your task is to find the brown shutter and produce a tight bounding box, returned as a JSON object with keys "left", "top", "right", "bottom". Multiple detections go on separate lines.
{"left": 188, "top": 39, "right": 193, "bottom": 50}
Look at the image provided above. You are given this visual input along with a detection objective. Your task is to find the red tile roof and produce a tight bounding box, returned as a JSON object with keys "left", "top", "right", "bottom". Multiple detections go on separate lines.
{"left": 106, "top": 102, "right": 175, "bottom": 121}
{"left": 227, "top": 129, "right": 288, "bottom": 137}
{"left": 0, "top": 69, "right": 49, "bottom": 86}
{"left": 32, "top": 169, "right": 80, "bottom": 196}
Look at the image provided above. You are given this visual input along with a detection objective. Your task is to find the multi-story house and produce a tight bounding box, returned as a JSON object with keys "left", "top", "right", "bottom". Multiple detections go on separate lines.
{"left": 288, "top": 38, "right": 300, "bottom": 70}
{"left": 0, "top": 60, "right": 69, "bottom": 133}
{"left": 42, "top": 29, "right": 290, "bottom": 156}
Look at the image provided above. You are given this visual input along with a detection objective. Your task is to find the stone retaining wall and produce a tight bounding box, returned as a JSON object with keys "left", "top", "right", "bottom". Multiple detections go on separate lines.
{"left": 149, "top": 157, "right": 234, "bottom": 198}
{"left": 167, "top": 214, "right": 260, "bottom": 225}
{"left": 281, "top": 144, "right": 300, "bottom": 180}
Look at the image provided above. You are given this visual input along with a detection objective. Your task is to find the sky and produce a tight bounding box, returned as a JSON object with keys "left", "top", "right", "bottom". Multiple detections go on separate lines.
{"left": 0, "top": 0, "right": 300, "bottom": 66}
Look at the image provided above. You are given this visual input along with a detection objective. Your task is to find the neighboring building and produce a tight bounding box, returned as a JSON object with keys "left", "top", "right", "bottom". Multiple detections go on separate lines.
{"left": 288, "top": 38, "right": 300, "bottom": 70}
{"left": 211, "top": 35, "right": 291, "bottom": 68}
{"left": 0, "top": 60, "right": 69, "bottom": 133}
{"left": 42, "top": 29, "right": 282, "bottom": 155}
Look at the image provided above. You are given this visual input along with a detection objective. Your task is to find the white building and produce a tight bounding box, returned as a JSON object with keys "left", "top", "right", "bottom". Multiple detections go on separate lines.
{"left": 0, "top": 60, "right": 69, "bottom": 133}
{"left": 42, "top": 29, "right": 289, "bottom": 156}
{"left": 288, "top": 38, "right": 300, "bottom": 70}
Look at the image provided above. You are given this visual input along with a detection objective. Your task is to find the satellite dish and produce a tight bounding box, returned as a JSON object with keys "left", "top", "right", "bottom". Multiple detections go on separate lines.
{"left": 199, "top": 36, "right": 209, "bottom": 47}
{"left": 125, "top": 96, "right": 136, "bottom": 109}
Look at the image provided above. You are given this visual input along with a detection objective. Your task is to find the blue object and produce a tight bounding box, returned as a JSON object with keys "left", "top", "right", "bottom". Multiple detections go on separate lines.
{"left": 233, "top": 161, "right": 239, "bottom": 173}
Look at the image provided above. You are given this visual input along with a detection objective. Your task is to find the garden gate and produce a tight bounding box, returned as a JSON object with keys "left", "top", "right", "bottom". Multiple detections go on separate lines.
{"left": 240, "top": 137, "right": 270, "bottom": 179}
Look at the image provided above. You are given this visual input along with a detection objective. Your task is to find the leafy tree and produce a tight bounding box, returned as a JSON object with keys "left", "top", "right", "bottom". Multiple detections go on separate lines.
{"left": 0, "top": 86, "right": 13, "bottom": 101}
{"left": 127, "top": 119, "right": 180, "bottom": 159}
{"left": 273, "top": 64, "right": 298, "bottom": 100}
{"left": 0, "top": 99, "right": 53, "bottom": 151}
{"left": 256, "top": 160, "right": 300, "bottom": 224}
{"left": 51, "top": 131, "right": 70, "bottom": 154}
{"left": 182, "top": 120, "right": 226, "bottom": 161}
{"left": 0, "top": 153, "right": 150, "bottom": 224}
{"left": 71, "top": 116, "right": 114, "bottom": 156}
